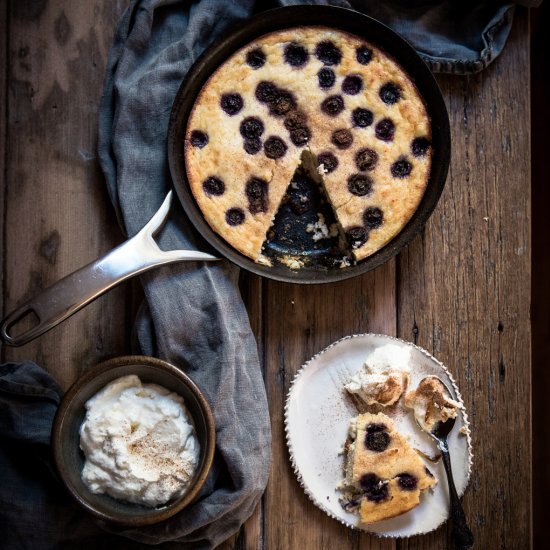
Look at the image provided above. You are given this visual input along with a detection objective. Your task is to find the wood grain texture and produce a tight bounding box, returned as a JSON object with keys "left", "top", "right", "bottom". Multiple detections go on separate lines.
{"left": 2, "top": 0, "right": 131, "bottom": 386}
{"left": 263, "top": 261, "right": 396, "bottom": 550}
{"left": 397, "top": 10, "right": 531, "bottom": 550}
{"left": 1, "top": 1, "right": 532, "bottom": 549}
{"left": 530, "top": 4, "right": 550, "bottom": 549}
{"left": 0, "top": 0, "right": 7, "bottom": 324}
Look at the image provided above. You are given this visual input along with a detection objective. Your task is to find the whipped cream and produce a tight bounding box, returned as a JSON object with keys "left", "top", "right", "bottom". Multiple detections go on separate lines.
{"left": 345, "top": 344, "right": 411, "bottom": 407}
{"left": 79, "top": 375, "right": 199, "bottom": 507}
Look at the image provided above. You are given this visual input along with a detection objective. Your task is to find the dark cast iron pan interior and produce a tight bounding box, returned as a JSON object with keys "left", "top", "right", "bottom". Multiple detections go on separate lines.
{"left": 167, "top": 5, "right": 450, "bottom": 284}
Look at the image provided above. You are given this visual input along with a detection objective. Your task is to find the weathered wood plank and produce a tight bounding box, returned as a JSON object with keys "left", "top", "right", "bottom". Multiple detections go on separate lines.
{"left": 263, "top": 261, "right": 397, "bottom": 550}
{"left": 219, "top": 272, "right": 265, "bottom": 550}
{"left": 396, "top": 10, "right": 531, "bottom": 550}
{"left": 531, "top": 4, "right": 550, "bottom": 548}
{"left": 0, "top": 0, "right": 7, "bottom": 331}
{"left": 3, "top": 0, "right": 130, "bottom": 388}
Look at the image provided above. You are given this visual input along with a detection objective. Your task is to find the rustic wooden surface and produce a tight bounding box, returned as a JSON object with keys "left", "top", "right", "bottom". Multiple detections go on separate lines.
{"left": 531, "top": 4, "right": 550, "bottom": 549}
{"left": 0, "top": 2, "right": 532, "bottom": 549}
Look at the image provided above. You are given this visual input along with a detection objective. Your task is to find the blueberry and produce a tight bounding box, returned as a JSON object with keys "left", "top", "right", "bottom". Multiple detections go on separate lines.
{"left": 355, "top": 148, "right": 378, "bottom": 171}
{"left": 246, "top": 47, "right": 266, "bottom": 69}
{"left": 220, "top": 93, "right": 243, "bottom": 115}
{"left": 283, "top": 111, "right": 310, "bottom": 145}
{"left": 268, "top": 89, "right": 296, "bottom": 117}
{"left": 284, "top": 42, "right": 309, "bottom": 67}
{"left": 411, "top": 136, "right": 431, "bottom": 157}
{"left": 391, "top": 157, "right": 413, "bottom": 178}
{"left": 363, "top": 206, "right": 384, "bottom": 229}
{"left": 264, "top": 136, "right": 287, "bottom": 159}
{"left": 225, "top": 208, "right": 245, "bottom": 226}
{"left": 397, "top": 473, "right": 418, "bottom": 491}
{"left": 379, "top": 82, "right": 402, "bottom": 105}
{"left": 202, "top": 176, "right": 225, "bottom": 196}
{"left": 346, "top": 226, "right": 368, "bottom": 249}
{"left": 375, "top": 118, "right": 395, "bottom": 141}
{"left": 348, "top": 174, "right": 373, "bottom": 196}
{"left": 331, "top": 128, "right": 353, "bottom": 149}
{"left": 352, "top": 107, "right": 373, "bottom": 128}
{"left": 246, "top": 177, "right": 269, "bottom": 214}
{"left": 190, "top": 130, "right": 208, "bottom": 148}
{"left": 243, "top": 138, "right": 262, "bottom": 155}
{"left": 342, "top": 75, "right": 363, "bottom": 95}
{"left": 317, "top": 152, "right": 339, "bottom": 174}
{"left": 366, "top": 423, "right": 387, "bottom": 433}
{"left": 321, "top": 95, "right": 345, "bottom": 117}
{"left": 240, "top": 117, "right": 264, "bottom": 139}
{"left": 365, "top": 431, "right": 390, "bottom": 452}
{"left": 318, "top": 67, "right": 336, "bottom": 89}
{"left": 255, "top": 81, "right": 277, "bottom": 103}
{"left": 284, "top": 111, "right": 307, "bottom": 130}
{"left": 359, "top": 473, "right": 379, "bottom": 490}
{"left": 356, "top": 46, "right": 373, "bottom": 65}
{"left": 289, "top": 127, "right": 310, "bottom": 146}
{"left": 359, "top": 473, "right": 389, "bottom": 503}
{"left": 315, "top": 40, "right": 342, "bottom": 66}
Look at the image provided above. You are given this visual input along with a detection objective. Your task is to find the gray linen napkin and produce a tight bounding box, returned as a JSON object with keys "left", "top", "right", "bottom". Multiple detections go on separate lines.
{"left": 0, "top": 1, "right": 535, "bottom": 549}
{"left": 299, "top": 0, "right": 541, "bottom": 74}
{"left": 96, "top": 1, "right": 272, "bottom": 546}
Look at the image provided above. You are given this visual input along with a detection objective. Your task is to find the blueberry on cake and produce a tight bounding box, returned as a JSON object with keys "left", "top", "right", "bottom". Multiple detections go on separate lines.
{"left": 185, "top": 26, "right": 432, "bottom": 263}
{"left": 339, "top": 412, "right": 436, "bottom": 524}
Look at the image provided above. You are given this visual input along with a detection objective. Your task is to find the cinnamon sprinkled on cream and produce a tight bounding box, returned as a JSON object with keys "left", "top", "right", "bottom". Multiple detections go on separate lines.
{"left": 79, "top": 375, "right": 199, "bottom": 507}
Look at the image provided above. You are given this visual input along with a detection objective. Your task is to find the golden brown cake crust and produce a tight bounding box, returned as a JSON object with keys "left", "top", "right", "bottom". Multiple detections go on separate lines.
{"left": 185, "top": 26, "right": 432, "bottom": 261}
{"left": 342, "top": 412, "right": 436, "bottom": 525}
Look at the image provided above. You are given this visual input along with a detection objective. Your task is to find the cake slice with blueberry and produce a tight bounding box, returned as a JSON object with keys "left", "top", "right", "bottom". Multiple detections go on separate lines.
{"left": 185, "top": 26, "right": 432, "bottom": 264}
{"left": 339, "top": 412, "right": 436, "bottom": 524}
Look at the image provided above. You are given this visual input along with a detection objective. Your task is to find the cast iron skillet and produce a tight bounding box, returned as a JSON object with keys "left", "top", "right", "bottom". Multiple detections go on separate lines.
{"left": 167, "top": 5, "right": 451, "bottom": 284}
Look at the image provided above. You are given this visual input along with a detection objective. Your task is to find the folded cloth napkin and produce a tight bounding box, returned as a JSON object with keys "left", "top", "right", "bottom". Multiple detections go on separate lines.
{"left": 0, "top": 0, "right": 536, "bottom": 549}
{"left": 311, "top": 0, "right": 541, "bottom": 74}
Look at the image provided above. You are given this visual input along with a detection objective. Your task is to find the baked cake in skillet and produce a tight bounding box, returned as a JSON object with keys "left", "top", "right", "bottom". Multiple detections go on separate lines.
{"left": 339, "top": 412, "right": 436, "bottom": 525}
{"left": 185, "top": 26, "right": 432, "bottom": 263}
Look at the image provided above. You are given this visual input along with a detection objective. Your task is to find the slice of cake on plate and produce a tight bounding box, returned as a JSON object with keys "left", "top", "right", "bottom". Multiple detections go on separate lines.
{"left": 339, "top": 412, "right": 436, "bottom": 524}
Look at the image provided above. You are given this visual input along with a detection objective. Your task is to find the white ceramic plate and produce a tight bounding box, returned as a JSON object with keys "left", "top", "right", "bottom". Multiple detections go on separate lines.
{"left": 284, "top": 334, "right": 473, "bottom": 538}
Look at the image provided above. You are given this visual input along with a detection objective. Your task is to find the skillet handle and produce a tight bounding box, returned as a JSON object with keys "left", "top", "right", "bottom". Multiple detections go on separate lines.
{"left": 0, "top": 193, "right": 218, "bottom": 346}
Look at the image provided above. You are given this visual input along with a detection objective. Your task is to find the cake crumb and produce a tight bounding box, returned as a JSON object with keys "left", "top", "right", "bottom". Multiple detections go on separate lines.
{"left": 306, "top": 213, "right": 330, "bottom": 241}
{"left": 257, "top": 254, "right": 273, "bottom": 267}
{"left": 340, "top": 256, "right": 352, "bottom": 268}
{"left": 280, "top": 255, "right": 304, "bottom": 270}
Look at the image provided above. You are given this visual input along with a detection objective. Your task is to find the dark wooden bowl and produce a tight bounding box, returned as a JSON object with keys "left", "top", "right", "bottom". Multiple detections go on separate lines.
{"left": 51, "top": 356, "right": 215, "bottom": 526}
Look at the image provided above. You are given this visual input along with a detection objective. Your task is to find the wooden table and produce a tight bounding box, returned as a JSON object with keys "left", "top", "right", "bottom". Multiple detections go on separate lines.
{"left": 0, "top": 2, "right": 531, "bottom": 549}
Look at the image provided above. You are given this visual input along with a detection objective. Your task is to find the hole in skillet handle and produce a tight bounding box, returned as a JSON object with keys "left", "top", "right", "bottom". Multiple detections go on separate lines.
{"left": 0, "top": 306, "right": 41, "bottom": 346}
{"left": 167, "top": 5, "right": 451, "bottom": 284}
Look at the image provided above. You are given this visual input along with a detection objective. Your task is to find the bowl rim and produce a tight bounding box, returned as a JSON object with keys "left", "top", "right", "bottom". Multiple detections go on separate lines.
{"left": 51, "top": 355, "right": 216, "bottom": 526}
